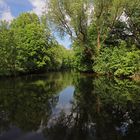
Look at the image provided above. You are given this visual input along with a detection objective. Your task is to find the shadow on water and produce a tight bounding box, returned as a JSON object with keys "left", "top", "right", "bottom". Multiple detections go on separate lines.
{"left": 0, "top": 72, "right": 140, "bottom": 140}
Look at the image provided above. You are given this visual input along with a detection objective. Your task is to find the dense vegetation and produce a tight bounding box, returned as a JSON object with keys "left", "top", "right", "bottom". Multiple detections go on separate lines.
{"left": 0, "top": 13, "right": 74, "bottom": 76}
{"left": 48, "top": 0, "right": 140, "bottom": 77}
{"left": 0, "top": 0, "right": 140, "bottom": 77}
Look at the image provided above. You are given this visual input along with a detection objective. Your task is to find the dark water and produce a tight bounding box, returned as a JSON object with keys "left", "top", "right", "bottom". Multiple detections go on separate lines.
{"left": 0, "top": 72, "right": 140, "bottom": 140}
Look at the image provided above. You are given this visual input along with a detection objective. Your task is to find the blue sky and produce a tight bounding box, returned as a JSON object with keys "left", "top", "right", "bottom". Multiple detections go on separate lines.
{"left": 0, "top": 0, "right": 71, "bottom": 48}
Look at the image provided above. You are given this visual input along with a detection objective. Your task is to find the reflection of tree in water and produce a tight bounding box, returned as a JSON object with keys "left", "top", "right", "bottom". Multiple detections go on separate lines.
{"left": 94, "top": 77, "right": 140, "bottom": 138}
{"left": 43, "top": 75, "right": 140, "bottom": 140}
{"left": 0, "top": 73, "right": 140, "bottom": 140}
{"left": 0, "top": 72, "right": 74, "bottom": 134}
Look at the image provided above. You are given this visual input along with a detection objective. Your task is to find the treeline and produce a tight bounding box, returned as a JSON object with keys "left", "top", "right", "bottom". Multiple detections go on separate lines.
{"left": 0, "top": 0, "right": 140, "bottom": 78}
{"left": 48, "top": 0, "right": 140, "bottom": 77}
{"left": 0, "top": 13, "right": 74, "bottom": 76}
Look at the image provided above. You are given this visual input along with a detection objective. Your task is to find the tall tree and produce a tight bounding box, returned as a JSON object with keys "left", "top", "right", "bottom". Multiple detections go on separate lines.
{"left": 48, "top": 0, "right": 126, "bottom": 50}
{"left": 47, "top": 0, "right": 127, "bottom": 72}
{"left": 124, "top": 0, "right": 140, "bottom": 48}
{"left": 48, "top": 0, "right": 94, "bottom": 46}
{"left": 0, "top": 21, "right": 16, "bottom": 75}
{"left": 11, "top": 13, "right": 48, "bottom": 72}
{"left": 93, "top": 0, "right": 125, "bottom": 51}
{"left": 47, "top": 0, "right": 95, "bottom": 71}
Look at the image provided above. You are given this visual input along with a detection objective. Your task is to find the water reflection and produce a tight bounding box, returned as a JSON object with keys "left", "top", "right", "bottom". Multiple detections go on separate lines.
{"left": 0, "top": 72, "right": 140, "bottom": 140}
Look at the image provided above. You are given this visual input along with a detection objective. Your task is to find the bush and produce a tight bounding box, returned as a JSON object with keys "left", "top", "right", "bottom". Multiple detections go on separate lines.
{"left": 94, "top": 42, "right": 140, "bottom": 77}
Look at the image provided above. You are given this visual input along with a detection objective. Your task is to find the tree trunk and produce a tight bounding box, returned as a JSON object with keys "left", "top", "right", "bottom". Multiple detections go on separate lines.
{"left": 97, "top": 29, "right": 101, "bottom": 52}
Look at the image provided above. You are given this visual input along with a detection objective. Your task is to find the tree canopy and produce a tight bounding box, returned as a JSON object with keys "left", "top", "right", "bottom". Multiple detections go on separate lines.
{"left": 0, "top": 0, "right": 139, "bottom": 77}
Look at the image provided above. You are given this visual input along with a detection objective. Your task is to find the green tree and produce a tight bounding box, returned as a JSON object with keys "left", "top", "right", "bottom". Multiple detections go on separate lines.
{"left": 124, "top": 0, "right": 140, "bottom": 48}
{"left": 47, "top": 0, "right": 95, "bottom": 71}
{"left": 0, "top": 21, "right": 16, "bottom": 75}
{"left": 11, "top": 13, "right": 49, "bottom": 73}
{"left": 92, "top": 0, "right": 126, "bottom": 51}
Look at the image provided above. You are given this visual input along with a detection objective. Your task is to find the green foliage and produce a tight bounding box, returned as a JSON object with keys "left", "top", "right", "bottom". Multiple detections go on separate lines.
{"left": 11, "top": 13, "right": 40, "bottom": 28}
{"left": 0, "top": 13, "right": 74, "bottom": 76}
{"left": 61, "top": 49, "right": 75, "bottom": 69}
{"left": 94, "top": 42, "right": 140, "bottom": 77}
{"left": 7, "top": 13, "right": 50, "bottom": 73}
{"left": 13, "top": 23, "right": 47, "bottom": 72}
{"left": 48, "top": 0, "right": 95, "bottom": 72}
{"left": 48, "top": 0, "right": 90, "bottom": 41}
{"left": 114, "top": 50, "right": 140, "bottom": 76}
{"left": 124, "top": 0, "right": 140, "bottom": 47}
{"left": 0, "top": 0, "right": 140, "bottom": 77}
{"left": 47, "top": 0, "right": 140, "bottom": 75}
{"left": 46, "top": 45, "right": 64, "bottom": 70}
{"left": 72, "top": 41, "right": 94, "bottom": 72}
{"left": 46, "top": 45, "right": 75, "bottom": 70}
{"left": 0, "top": 21, "right": 16, "bottom": 75}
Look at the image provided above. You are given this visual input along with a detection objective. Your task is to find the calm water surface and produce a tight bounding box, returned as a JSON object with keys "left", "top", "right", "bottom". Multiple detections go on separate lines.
{"left": 0, "top": 72, "right": 140, "bottom": 140}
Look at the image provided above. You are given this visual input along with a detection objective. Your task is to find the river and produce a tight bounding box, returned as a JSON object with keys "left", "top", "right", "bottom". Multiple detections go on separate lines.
{"left": 0, "top": 72, "right": 140, "bottom": 140}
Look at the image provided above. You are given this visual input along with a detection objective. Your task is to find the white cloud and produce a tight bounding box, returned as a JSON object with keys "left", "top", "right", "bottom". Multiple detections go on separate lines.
{"left": 1, "top": 8, "right": 14, "bottom": 21}
{"left": 28, "top": 0, "right": 47, "bottom": 16}
{"left": 0, "top": 0, "right": 14, "bottom": 21}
